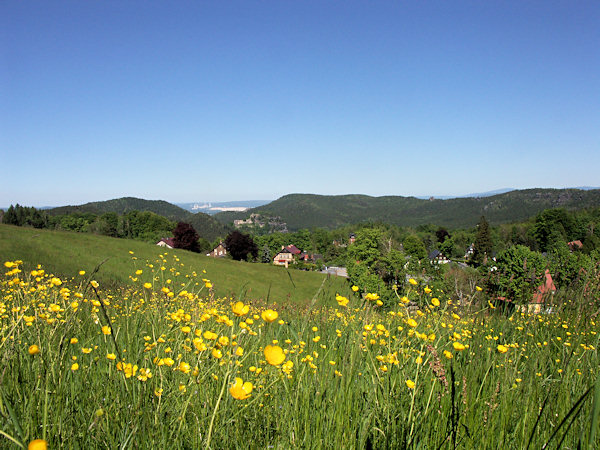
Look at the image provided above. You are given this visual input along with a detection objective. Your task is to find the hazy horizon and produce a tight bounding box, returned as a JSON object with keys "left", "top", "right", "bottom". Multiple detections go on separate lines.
{"left": 3, "top": 185, "right": 600, "bottom": 210}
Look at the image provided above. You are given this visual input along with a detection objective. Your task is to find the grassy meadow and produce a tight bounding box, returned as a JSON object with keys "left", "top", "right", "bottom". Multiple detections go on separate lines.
{"left": 1, "top": 226, "right": 599, "bottom": 448}
{"left": 0, "top": 224, "right": 349, "bottom": 306}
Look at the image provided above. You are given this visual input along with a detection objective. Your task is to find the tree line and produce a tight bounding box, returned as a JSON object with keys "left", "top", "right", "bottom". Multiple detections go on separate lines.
{"left": 2, "top": 204, "right": 179, "bottom": 245}
{"left": 4, "top": 203, "right": 600, "bottom": 309}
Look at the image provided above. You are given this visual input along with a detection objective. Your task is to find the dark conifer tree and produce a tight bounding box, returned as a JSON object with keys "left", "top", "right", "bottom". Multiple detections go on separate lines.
{"left": 3, "top": 205, "right": 17, "bottom": 225}
{"left": 472, "top": 216, "right": 492, "bottom": 265}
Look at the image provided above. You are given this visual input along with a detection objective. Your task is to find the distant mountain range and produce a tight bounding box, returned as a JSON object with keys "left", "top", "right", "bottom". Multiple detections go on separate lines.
{"left": 212, "top": 188, "right": 600, "bottom": 231}
{"left": 11, "top": 187, "right": 600, "bottom": 238}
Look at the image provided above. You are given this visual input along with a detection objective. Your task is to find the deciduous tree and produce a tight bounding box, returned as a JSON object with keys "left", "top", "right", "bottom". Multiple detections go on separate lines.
{"left": 225, "top": 231, "right": 258, "bottom": 261}
{"left": 173, "top": 222, "right": 201, "bottom": 253}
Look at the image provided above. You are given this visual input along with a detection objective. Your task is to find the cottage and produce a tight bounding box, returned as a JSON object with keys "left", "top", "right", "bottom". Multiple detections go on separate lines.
{"left": 497, "top": 269, "right": 558, "bottom": 314}
{"left": 567, "top": 240, "right": 583, "bottom": 252}
{"left": 529, "top": 269, "right": 557, "bottom": 313}
{"left": 464, "top": 243, "right": 475, "bottom": 260}
{"left": 299, "top": 252, "right": 323, "bottom": 263}
{"left": 207, "top": 242, "right": 227, "bottom": 258}
{"left": 157, "top": 238, "right": 174, "bottom": 249}
{"left": 428, "top": 249, "right": 450, "bottom": 264}
{"left": 273, "top": 245, "right": 301, "bottom": 268}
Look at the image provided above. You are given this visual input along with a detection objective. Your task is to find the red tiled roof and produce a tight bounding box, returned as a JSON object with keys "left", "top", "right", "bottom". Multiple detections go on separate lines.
{"left": 532, "top": 270, "right": 557, "bottom": 304}
{"left": 158, "top": 238, "right": 174, "bottom": 247}
{"left": 285, "top": 245, "right": 301, "bottom": 255}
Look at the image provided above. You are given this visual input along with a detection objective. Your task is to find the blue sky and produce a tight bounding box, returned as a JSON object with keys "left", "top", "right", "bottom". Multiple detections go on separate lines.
{"left": 1, "top": 1, "right": 598, "bottom": 207}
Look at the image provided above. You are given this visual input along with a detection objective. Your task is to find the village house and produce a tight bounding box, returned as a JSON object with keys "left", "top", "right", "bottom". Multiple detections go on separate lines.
{"left": 156, "top": 238, "right": 174, "bottom": 249}
{"left": 273, "top": 245, "right": 301, "bottom": 268}
{"left": 299, "top": 251, "right": 323, "bottom": 264}
{"left": 497, "top": 269, "right": 558, "bottom": 314}
{"left": 334, "top": 233, "right": 356, "bottom": 248}
{"left": 527, "top": 269, "right": 557, "bottom": 314}
{"left": 464, "top": 243, "right": 475, "bottom": 260}
{"left": 428, "top": 249, "right": 450, "bottom": 264}
{"left": 207, "top": 242, "right": 227, "bottom": 258}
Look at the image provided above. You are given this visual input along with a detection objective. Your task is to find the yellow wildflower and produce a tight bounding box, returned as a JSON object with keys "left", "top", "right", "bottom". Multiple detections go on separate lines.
{"left": 232, "top": 301, "right": 250, "bottom": 316}
{"left": 28, "top": 439, "right": 48, "bottom": 450}
{"left": 28, "top": 345, "right": 40, "bottom": 355}
{"left": 264, "top": 345, "right": 286, "bottom": 366}
{"left": 453, "top": 342, "right": 466, "bottom": 351}
{"left": 230, "top": 377, "right": 253, "bottom": 400}
{"left": 261, "top": 309, "right": 279, "bottom": 323}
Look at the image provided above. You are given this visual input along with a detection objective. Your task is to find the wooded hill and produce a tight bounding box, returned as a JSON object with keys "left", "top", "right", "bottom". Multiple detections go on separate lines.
{"left": 47, "top": 197, "right": 229, "bottom": 241}
{"left": 214, "top": 189, "right": 600, "bottom": 231}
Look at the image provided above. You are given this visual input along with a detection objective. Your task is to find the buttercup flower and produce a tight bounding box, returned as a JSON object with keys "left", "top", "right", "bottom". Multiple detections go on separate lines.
{"left": 230, "top": 377, "right": 253, "bottom": 400}
{"left": 335, "top": 294, "right": 349, "bottom": 307}
{"left": 28, "top": 439, "right": 48, "bottom": 450}
{"left": 28, "top": 345, "right": 40, "bottom": 355}
{"left": 264, "top": 345, "right": 286, "bottom": 365}
{"left": 261, "top": 309, "right": 278, "bottom": 323}
{"left": 232, "top": 301, "right": 250, "bottom": 316}
{"left": 453, "top": 342, "right": 466, "bottom": 351}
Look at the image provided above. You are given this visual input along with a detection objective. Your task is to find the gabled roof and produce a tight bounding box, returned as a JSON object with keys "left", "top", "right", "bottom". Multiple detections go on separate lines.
{"left": 567, "top": 240, "right": 583, "bottom": 250}
{"left": 285, "top": 245, "right": 301, "bottom": 255}
{"left": 532, "top": 270, "right": 557, "bottom": 304}
{"left": 158, "top": 238, "right": 174, "bottom": 247}
{"left": 428, "top": 249, "right": 442, "bottom": 259}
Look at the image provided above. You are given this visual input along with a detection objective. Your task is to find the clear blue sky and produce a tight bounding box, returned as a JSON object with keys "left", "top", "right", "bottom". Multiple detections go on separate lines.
{"left": 2, "top": 1, "right": 599, "bottom": 207}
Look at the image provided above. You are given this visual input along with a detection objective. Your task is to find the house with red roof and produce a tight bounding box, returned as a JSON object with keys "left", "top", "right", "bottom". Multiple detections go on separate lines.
{"left": 528, "top": 269, "right": 557, "bottom": 313}
{"left": 273, "top": 245, "right": 302, "bottom": 268}
{"left": 156, "top": 238, "right": 174, "bottom": 249}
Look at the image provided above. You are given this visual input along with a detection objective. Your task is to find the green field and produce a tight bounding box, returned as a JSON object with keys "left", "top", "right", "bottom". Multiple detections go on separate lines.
{"left": 0, "top": 224, "right": 350, "bottom": 307}
{"left": 1, "top": 225, "right": 599, "bottom": 448}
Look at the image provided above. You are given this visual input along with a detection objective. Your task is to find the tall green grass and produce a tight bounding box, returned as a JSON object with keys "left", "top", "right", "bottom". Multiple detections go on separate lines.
{"left": 1, "top": 255, "right": 598, "bottom": 448}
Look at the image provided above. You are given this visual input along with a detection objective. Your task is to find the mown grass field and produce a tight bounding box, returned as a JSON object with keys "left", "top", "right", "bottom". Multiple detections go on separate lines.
{"left": 1, "top": 226, "right": 599, "bottom": 449}
{"left": 0, "top": 224, "right": 349, "bottom": 306}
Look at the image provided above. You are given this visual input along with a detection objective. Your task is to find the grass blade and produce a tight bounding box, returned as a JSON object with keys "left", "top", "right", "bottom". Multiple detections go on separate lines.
{"left": 542, "top": 384, "right": 593, "bottom": 449}
{"left": 588, "top": 376, "right": 600, "bottom": 448}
